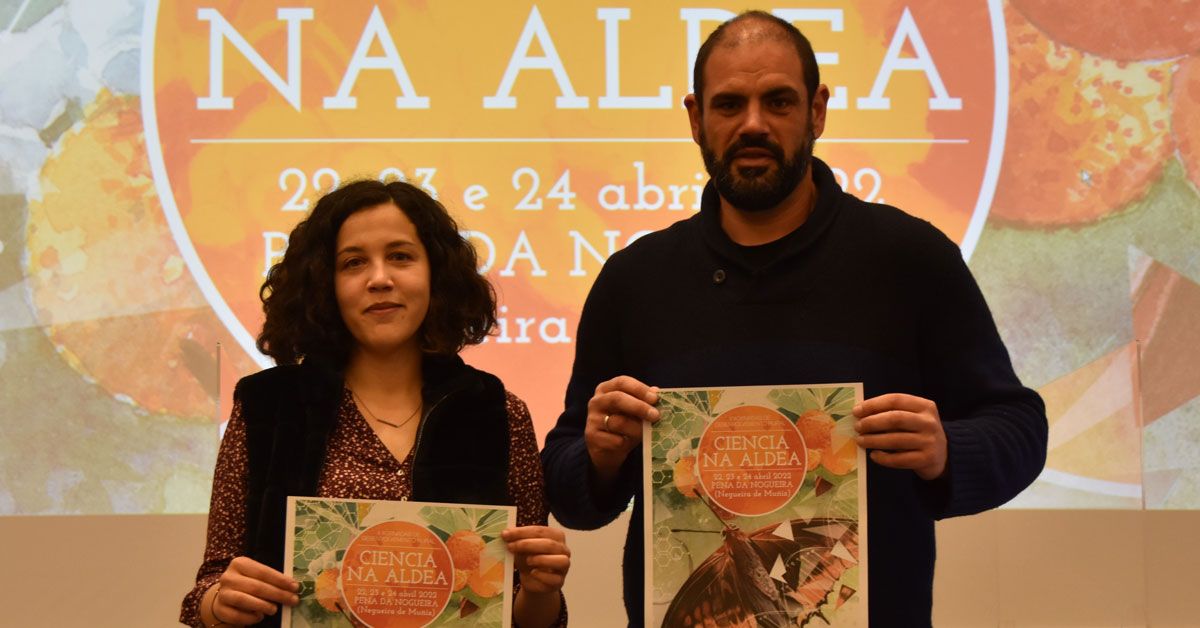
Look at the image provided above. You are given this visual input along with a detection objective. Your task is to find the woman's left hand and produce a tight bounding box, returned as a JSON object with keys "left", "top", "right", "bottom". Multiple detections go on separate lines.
{"left": 501, "top": 525, "right": 571, "bottom": 594}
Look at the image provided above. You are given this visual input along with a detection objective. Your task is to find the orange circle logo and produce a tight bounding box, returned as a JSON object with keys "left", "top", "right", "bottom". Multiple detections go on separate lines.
{"left": 143, "top": 2, "right": 1005, "bottom": 428}
{"left": 340, "top": 521, "right": 453, "bottom": 628}
{"left": 697, "top": 405, "right": 807, "bottom": 517}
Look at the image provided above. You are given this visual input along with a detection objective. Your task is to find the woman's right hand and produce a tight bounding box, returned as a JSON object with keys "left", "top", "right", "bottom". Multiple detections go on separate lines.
{"left": 205, "top": 556, "right": 300, "bottom": 626}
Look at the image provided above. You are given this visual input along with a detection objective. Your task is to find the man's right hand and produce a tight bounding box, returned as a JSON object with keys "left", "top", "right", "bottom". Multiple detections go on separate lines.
{"left": 585, "top": 376, "right": 660, "bottom": 488}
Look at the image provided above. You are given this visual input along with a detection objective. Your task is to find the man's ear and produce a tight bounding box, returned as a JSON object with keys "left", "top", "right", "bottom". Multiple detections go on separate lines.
{"left": 810, "top": 84, "right": 831, "bottom": 139}
{"left": 684, "top": 93, "right": 702, "bottom": 145}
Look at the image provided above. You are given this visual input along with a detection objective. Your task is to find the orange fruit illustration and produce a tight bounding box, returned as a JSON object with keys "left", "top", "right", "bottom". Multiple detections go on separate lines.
{"left": 453, "top": 567, "right": 471, "bottom": 593}
{"left": 314, "top": 567, "right": 342, "bottom": 613}
{"left": 821, "top": 429, "right": 858, "bottom": 477}
{"left": 989, "top": 5, "right": 1173, "bottom": 227}
{"left": 796, "top": 410, "right": 836, "bottom": 451}
{"left": 1012, "top": 0, "right": 1200, "bottom": 61}
{"left": 468, "top": 554, "right": 506, "bottom": 599}
{"left": 673, "top": 456, "right": 699, "bottom": 498}
{"left": 805, "top": 448, "right": 823, "bottom": 472}
{"left": 446, "top": 529, "right": 486, "bottom": 571}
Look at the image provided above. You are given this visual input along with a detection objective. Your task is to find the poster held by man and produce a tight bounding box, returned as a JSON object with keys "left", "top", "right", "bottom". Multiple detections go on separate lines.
{"left": 644, "top": 384, "right": 866, "bottom": 627}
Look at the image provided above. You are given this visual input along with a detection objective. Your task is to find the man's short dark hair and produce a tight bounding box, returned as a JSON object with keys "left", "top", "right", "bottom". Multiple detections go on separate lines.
{"left": 692, "top": 10, "right": 820, "bottom": 108}
{"left": 257, "top": 179, "right": 496, "bottom": 366}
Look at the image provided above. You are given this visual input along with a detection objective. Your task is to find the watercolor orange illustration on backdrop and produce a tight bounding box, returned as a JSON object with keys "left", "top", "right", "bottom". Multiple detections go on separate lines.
{"left": 25, "top": 89, "right": 258, "bottom": 420}
{"left": 990, "top": 3, "right": 1174, "bottom": 227}
{"left": 981, "top": 0, "right": 1200, "bottom": 508}
{"left": 1009, "top": 0, "right": 1200, "bottom": 62}
{"left": 1172, "top": 55, "right": 1200, "bottom": 192}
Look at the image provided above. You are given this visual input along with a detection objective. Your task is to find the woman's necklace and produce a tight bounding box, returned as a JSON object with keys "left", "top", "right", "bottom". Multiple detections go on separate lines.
{"left": 351, "top": 389, "right": 422, "bottom": 429}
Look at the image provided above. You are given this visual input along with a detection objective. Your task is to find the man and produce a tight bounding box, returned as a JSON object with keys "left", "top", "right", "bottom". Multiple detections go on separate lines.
{"left": 542, "top": 11, "right": 1047, "bottom": 627}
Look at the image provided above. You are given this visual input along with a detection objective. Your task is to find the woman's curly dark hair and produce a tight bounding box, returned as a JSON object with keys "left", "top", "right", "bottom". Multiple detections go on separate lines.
{"left": 256, "top": 179, "right": 496, "bottom": 366}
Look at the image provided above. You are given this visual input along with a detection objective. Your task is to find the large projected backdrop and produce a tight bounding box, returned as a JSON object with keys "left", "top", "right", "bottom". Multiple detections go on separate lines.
{"left": 1, "top": 0, "right": 1198, "bottom": 515}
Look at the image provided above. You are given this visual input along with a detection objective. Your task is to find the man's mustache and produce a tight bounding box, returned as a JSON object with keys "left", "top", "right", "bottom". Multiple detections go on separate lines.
{"left": 723, "top": 136, "right": 786, "bottom": 163}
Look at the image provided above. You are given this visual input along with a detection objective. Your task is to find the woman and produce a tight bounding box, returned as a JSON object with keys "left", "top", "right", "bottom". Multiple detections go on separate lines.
{"left": 181, "top": 180, "right": 569, "bottom": 627}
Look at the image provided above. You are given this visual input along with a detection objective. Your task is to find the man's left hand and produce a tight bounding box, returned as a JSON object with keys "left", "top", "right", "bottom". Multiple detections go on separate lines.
{"left": 853, "top": 393, "right": 947, "bottom": 481}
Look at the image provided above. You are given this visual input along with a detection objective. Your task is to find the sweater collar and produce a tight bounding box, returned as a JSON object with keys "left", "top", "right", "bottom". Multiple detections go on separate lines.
{"left": 697, "top": 156, "right": 843, "bottom": 271}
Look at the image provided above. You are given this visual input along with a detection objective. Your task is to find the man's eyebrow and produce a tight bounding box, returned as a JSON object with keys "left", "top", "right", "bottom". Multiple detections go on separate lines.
{"left": 763, "top": 86, "right": 801, "bottom": 98}
{"left": 709, "top": 91, "right": 745, "bottom": 102}
{"left": 708, "top": 85, "right": 800, "bottom": 104}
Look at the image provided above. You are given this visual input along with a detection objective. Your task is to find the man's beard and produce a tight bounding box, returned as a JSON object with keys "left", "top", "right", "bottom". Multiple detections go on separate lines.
{"left": 700, "top": 124, "right": 814, "bottom": 212}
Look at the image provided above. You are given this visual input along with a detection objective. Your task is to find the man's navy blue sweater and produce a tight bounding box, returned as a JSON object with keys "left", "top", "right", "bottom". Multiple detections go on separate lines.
{"left": 542, "top": 158, "right": 1047, "bottom": 627}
